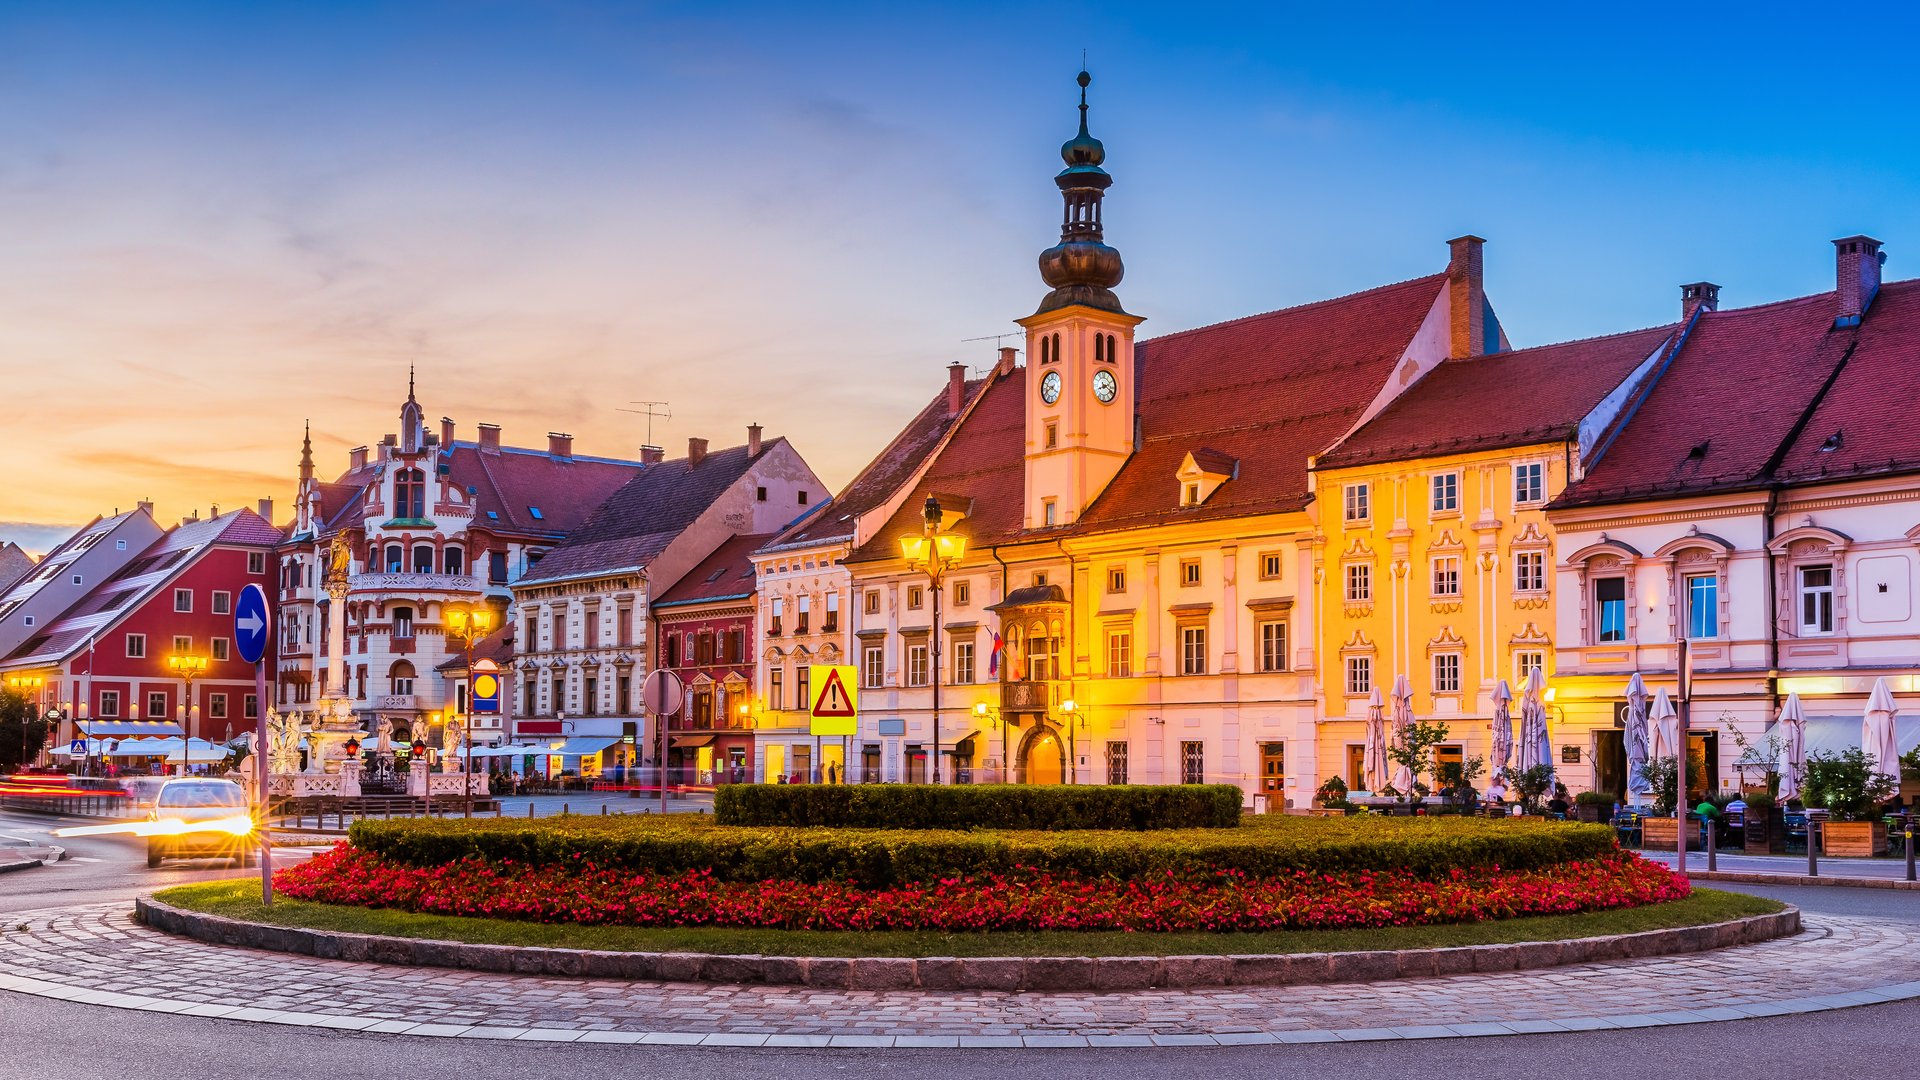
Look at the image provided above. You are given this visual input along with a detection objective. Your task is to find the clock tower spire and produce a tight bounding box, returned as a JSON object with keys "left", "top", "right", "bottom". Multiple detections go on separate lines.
{"left": 1019, "top": 70, "right": 1144, "bottom": 530}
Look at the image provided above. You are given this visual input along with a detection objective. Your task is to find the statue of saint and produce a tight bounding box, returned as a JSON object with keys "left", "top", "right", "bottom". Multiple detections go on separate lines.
{"left": 374, "top": 716, "right": 394, "bottom": 754}
{"left": 442, "top": 717, "right": 465, "bottom": 761}
{"left": 327, "top": 533, "right": 352, "bottom": 584}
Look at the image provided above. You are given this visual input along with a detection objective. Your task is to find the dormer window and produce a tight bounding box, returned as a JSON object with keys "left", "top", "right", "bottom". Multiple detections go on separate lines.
{"left": 529, "top": 507, "right": 544, "bottom": 521}
{"left": 1176, "top": 448, "right": 1236, "bottom": 508}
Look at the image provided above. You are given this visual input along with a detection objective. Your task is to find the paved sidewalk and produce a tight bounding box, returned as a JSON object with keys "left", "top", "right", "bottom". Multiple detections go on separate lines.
{"left": 1, "top": 904, "right": 1918, "bottom": 1047}
{"left": 1643, "top": 850, "right": 1920, "bottom": 883}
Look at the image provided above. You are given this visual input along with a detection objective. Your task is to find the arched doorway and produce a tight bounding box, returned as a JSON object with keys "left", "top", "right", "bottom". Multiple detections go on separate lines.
{"left": 1019, "top": 726, "right": 1065, "bottom": 785}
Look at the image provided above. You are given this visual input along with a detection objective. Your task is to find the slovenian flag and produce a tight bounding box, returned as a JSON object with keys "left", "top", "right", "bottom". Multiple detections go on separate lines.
{"left": 988, "top": 630, "right": 1004, "bottom": 677}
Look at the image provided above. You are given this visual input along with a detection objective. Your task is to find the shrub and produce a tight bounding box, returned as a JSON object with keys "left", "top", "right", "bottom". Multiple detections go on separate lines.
{"left": 1574, "top": 791, "right": 1613, "bottom": 807}
{"left": 346, "top": 814, "right": 1617, "bottom": 889}
{"left": 713, "top": 783, "right": 1244, "bottom": 831}
{"left": 1803, "top": 748, "right": 1899, "bottom": 821}
{"left": 1744, "top": 790, "right": 1776, "bottom": 814}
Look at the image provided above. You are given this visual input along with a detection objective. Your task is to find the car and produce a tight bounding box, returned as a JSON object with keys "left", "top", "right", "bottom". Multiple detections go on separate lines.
{"left": 146, "top": 778, "right": 256, "bottom": 868}
{"left": 119, "top": 776, "right": 169, "bottom": 811}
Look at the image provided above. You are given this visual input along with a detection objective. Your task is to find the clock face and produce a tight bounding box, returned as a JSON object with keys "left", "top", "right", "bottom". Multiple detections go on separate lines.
{"left": 1092, "top": 368, "right": 1118, "bottom": 403}
{"left": 1039, "top": 370, "right": 1062, "bottom": 405}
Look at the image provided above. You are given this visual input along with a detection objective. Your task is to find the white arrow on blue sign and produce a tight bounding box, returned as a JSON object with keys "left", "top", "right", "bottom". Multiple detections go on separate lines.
{"left": 234, "top": 583, "right": 271, "bottom": 665}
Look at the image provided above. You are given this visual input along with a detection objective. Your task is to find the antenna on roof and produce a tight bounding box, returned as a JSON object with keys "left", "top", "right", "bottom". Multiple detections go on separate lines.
{"left": 962, "top": 333, "right": 1022, "bottom": 347}
{"left": 617, "top": 401, "right": 673, "bottom": 446}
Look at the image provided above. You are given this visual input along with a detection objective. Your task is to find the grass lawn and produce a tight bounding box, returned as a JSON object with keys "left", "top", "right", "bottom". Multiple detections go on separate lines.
{"left": 153, "top": 881, "right": 1781, "bottom": 958}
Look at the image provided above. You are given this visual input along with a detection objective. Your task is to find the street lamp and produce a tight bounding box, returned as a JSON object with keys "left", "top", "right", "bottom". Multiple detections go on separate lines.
{"left": 5, "top": 675, "right": 43, "bottom": 770}
{"left": 167, "top": 654, "right": 207, "bottom": 776}
{"left": 445, "top": 602, "right": 496, "bottom": 819}
{"left": 1060, "top": 698, "right": 1086, "bottom": 785}
{"left": 900, "top": 496, "right": 967, "bottom": 784}
{"left": 974, "top": 700, "right": 1007, "bottom": 783}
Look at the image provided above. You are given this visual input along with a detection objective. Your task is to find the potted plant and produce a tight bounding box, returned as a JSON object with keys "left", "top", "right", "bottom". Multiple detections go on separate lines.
{"left": 1634, "top": 757, "right": 1699, "bottom": 850}
{"left": 1804, "top": 748, "right": 1898, "bottom": 856}
{"left": 1573, "top": 790, "right": 1613, "bottom": 824}
{"left": 1741, "top": 789, "right": 1784, "bottom": 853}
{"left": 1499, "top": 764, "right": 1554, "bottom": 816}
{"left": 1312, "top": 775, "right": 1350, "bottom": 817}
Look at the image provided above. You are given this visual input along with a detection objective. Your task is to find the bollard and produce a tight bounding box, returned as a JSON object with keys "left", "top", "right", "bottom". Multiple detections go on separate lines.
{"left": 563, "top": 802, "right": 569, "bottom": 816}
{"left": 1706, "top": 819, "right": 1717, "bottom": 872}
{"left": 1907, "top": 828, "right": 1916, "bottom": 883}
{"left": 1808, "top": 821, "right": 1819, "bottom": 877}
{"left": 601, "top": 804, "right": 607, "bottom": 816}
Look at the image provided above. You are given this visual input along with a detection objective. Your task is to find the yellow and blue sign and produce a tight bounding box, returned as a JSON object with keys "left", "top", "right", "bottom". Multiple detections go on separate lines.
{"left": 472, "top": 658, "right": 501, "bottom": 714}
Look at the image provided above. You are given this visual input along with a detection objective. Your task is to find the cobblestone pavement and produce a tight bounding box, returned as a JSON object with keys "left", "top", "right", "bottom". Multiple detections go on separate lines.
{"left": 2, "top": 904, "right": 1919, "bottom": 1048}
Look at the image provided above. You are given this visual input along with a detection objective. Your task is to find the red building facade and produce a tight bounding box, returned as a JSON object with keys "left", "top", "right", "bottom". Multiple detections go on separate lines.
{"left": 652, "top": 534, "right": 767, "bottom": 785}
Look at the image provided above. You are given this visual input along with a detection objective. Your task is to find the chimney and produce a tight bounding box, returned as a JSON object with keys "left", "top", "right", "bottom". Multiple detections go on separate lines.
{"left": 997, "top": 346, "right": 1018, "bottom": 376}
{"left": 640, "top": 445, "right": 664, "bottom": 465}
{"left": 1447, "top": 235, "right": 1487, "bottom": 358}
{"left": 687, "top": 437, "right": 708, "bottom": 466}
{"left": 1834, "top": 235, "right": 1885, "bottom": 327}
{"left": 947, "top": 362, "right": 968, "bottom": 415}
{"left": 441, "top": 417, "right": 455, "bottom": 447}
{"left": 136, "top": 499, "right": 154, "bottom": 516}
{"left": 349, "top": 446, "right": 368, "bottom": 470}
{"left": 747, "top": 423, "right": 763, "bottom": 456}
{"left": 477, "top": 423, "right": 501, "bottom": 454}
{"left": 548, "top": 432, "right": 573, "bottom": 460}
{"left": 1680, "top": 282, "right": 1721, "bottom": 321}
{"left": 257, "top": 498, "right": 274, "bottom": 522}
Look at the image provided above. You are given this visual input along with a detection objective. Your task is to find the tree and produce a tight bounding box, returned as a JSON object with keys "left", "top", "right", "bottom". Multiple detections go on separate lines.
{"left": 1501, "top": 764, "right": 1555, "bottom": 814}
{"left": 1386, "top": 719, "right": 1453, "bottom": 800}
{"left": 0, "top": 689, "right": 51, "bottom": 771}
{"left": 1803, "top": 748, "right": 1898, "bottom": 821}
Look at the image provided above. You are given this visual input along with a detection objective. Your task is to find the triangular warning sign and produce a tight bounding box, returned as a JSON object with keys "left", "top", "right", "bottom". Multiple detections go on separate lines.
{"left": 813, "top": 668, "right": 857, "bottom": 717}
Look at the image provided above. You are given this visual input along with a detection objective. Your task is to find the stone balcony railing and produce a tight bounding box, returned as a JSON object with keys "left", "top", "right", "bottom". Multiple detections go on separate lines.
{"left": 1001, "top": 680, "right": 1049, "bottom": 712}
{"left": 350, "top": 572, "right": 484, "bottom": 595}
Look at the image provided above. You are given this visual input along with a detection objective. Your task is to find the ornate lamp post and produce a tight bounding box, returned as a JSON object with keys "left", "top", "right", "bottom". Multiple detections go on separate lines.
{"left": 900, "top": 497, "right": 967, "bottom": 784}
{"left": 167, "top": 654, "right": 207, "bottom": 776}
{"left": 1060, "top": 698, "right": 1085, "bottom": 785}
{"left": 974, "top": 700, "right": 1008, "bottom": 783}
{"left": 445, "top": 602, "right": 495, "bottom": 818}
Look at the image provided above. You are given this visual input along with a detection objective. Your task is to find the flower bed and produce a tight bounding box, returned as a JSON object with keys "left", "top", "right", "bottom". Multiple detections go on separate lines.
{"left": 276, "top": 846, "right": 1687, "bottom": 933}
{"left": 346, "top": 814, "right": 1618, "bottom": 889}
{"left": 714, "top": 783, "right": 1245, "bottom": 830}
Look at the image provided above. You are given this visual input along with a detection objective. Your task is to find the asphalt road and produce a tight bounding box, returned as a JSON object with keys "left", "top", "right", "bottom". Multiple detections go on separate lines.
{"left": 2, "top": 819, "right": 1917, "bottom": 1080}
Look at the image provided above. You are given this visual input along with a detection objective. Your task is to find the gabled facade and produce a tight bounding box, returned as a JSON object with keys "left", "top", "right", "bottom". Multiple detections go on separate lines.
{"left": 0, "top": 543, "right": 36, "bottom": 594}
{"left": 0, "top": 508, "right": 164, "bottom": 661}
{"left": 652, "top": 533, "right": 769, "bottom": 784}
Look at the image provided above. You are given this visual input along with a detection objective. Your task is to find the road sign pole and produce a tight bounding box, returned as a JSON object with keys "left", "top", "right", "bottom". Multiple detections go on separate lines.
{"left": 256, "top": 658, "right": 272, "bottom": 905}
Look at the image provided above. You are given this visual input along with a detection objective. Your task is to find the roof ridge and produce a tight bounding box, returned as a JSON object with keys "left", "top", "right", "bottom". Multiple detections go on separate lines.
{"left": 1443, "top": 320, "right": 1678, "bottom": 361}
{"left": 1141, "top": 272, "right": 1446, "bottom": 346}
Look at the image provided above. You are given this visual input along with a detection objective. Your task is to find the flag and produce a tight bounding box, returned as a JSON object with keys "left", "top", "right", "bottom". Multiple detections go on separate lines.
{"left": 988, "top": 631, "right": 1004, "bottom": 677}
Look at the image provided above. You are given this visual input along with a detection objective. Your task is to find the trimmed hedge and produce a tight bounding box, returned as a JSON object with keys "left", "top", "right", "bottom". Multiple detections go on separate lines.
{"left": 346, "top": 814, "right": 1618, "bottom": 890}
{"left": 713, "top": 783, "right": 1244, "bottom": 830}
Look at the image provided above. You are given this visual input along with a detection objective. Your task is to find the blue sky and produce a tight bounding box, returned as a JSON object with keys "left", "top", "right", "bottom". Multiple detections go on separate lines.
{"left": 4, "top": 1, "right": 1918, "bottom": 549}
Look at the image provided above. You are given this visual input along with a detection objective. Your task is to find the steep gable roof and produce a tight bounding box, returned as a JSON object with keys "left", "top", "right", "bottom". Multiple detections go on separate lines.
{"left": 654, "top": 533, "right": 772, "bottom": 608}
{"left": 520, "top": 440, "right": 783, "bottom": 584}
{"left": 1771, "top": 278, "right": 1920, "bottom": 485}
{"left": 315, "top": 442, "right": 644, "bottom": 540}
{"left": 1318, "top": 323, "right": 1677, "bottom": 469}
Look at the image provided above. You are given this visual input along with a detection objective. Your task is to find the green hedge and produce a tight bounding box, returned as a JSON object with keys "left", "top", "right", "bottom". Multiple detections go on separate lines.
{"left": 713, "top": 783, "right": 1244, "bottom": 830}
{"left": 347, "top": 814, "right": 1617, "bottom": 889}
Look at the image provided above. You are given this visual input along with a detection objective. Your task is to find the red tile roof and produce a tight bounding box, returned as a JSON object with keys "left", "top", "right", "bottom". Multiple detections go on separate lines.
{"left": 445, "top": 443, "right": 644, "bottom": 536}
{"left": 1317, "top": 324, "right": 1677, "bottom": 469}
{"left": 1772, "top": 279, "right": 1920, "bottom": 485}
{"left": 654, "top": 533, "right": 773, "bottom": 608}
{"left": 851, "top": 274, "right": 1450, "bottom": 560}
{"left": 1554, "top": 288, "right": 1863, "bottom": 508}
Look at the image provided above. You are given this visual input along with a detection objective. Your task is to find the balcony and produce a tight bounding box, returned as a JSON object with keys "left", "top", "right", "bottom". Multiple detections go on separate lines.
{"left": 1001, "top": 680, "right": 1049, "bottom": 713}
{"left": 350, "top": 572, "right": 483, "bottom": 596}
{"left": 373, "top": 694, "right": 417, "bottom": 711}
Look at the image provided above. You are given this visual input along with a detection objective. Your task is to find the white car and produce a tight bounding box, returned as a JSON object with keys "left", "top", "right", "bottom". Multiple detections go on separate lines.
{"left": 146, "top": 778, "right": 256, "bottom": 868}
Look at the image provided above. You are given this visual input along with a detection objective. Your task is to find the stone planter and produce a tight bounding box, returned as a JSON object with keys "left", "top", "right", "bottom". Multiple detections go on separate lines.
{"left": 1743, "top": 810, "right": 1786, "bottom": 854}
{"left": 1573, "top": 803, "right": 1607, "bottom": 824}
{"left": 1820, "top": 820, "right": 1888, "bottom": 857}
{"left": 1641, "top": 816, "right": 1701, "bottom": 851}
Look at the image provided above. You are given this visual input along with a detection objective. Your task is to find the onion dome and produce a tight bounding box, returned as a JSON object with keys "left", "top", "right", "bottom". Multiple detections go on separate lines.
{"left": 1035, "top": 70, "right": 1127, "bottom": 316}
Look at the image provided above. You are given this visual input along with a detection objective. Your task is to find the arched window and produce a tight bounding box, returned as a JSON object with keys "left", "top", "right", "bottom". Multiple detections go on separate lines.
{"left": 412, "top": 543, "right": 434, "bottom": 574}
{"left": 389, "top": 659, "right": 416, "bottom": 695}
{"left": 395, "top": 468, "right": 425, "bottom": 519}
{"left": 443, "top": 546, "right": 464, "bottom": 576}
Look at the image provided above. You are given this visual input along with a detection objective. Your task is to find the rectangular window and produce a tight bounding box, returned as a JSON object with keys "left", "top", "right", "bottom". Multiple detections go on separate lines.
{"left": 1108, "top": 566, "right": 1127, "bottom": 593}
{"left": 1686, "top": 573, "right": 1719, "bottom": 639}
{"left": 769, "top": 669, "right": 784, "bottom": 711}
{"left": 1345, "top": 563, "right": 1371, "bottom": 603}
{"left": 1106, "top": 741, "right": 1129, "bottom": 785}
{"left": 1431, "top": 555, "right": 1461, "bottom": 597}
{"left": 796, "top": 595, "right": 810, "bottom": 634}
{"left": 863, "top": 645, "right": 885, "bottom": 688}
{"left": 1043, "top": 500, "right": 1057, "bottom": 526}
{"left": 1180, "top": 559, "right": 1201, "bottom": 587}
{"left": 1514, "top": 462, "right": 1545, "bottom": 505}
{"left": 1431, "top": 472, "right": 1460, "bottom": 514}
{"left": 1799, "top": 566, "right": 1835, "bottom": 634}
{"left": 1433, "top": 652, "right": 1461, "bottom": 694}
{"left": 1343, "top": 483, "right": 1370, "bottom": 522}
{"left": 953, "top": 581, "right": 970, "bottom": 607}
{"left": 797, "top": 665, "right": 811, "bottom": 710}
{"left": 98, "top": 690, "right": 120, "bottom": 718}
{"left": 770, "top": 597, "right": 783, "bottom": 635}
{"left": 248, "top": 551, "right": 266, "bottom": 574}
{"left": 823, "top": 591, "right": 840, "bottom": 631}
{"left": 173, "top": 588, "right": 192, "bottom": 612}
{"left": 1514, "top": 650, "right": 1545, "bottom": 684}
{"left": 244, "top": 693, "right": 258, "bottom": 720}
{"left": 126, "top": 633, "right": 146, "bottom": 658}
{"left": 392, "top": 607, "right": 413, "bottom": 639}
{"left": 208, "top": 694, "right": 228, "bottom": 719}
{"left": 1106, "top": 629, "right": 1132, "bottom": 677}
{"left": 1033, "top": 571, "right": 1049, "bottom": 587}
{"left": 1514, "top": 551, "right": 1546, "bottom": 593}
{"left": 953, "top": 640, "right": 975, "bottom": 684}
{"left": 1260, "top": 552, "right": 1283, "bottom": 580}
{"left": 907, "top": 586, "right": 924, "bottom": 610}
{"left": 1029, "top": 634, "right": 1057, "bottom": 682}
{"left": 171, "top": 634, "right": 191, "bottom": 655}
{"left": 212, "top": 591, "right": 232, "bottom": 615}
{"left": 1258, "top": 620, "right": 1289, "bottom": 672}
{"left": 489, "top": 552, "right": 509, "bottom": 584}
{"left": 1044, "top": 423, "right": 1058, "bottom": 449}
{"left": 863, "top": 591, "right": 880, "bottom": 615}
{"left": 1180, "top": 625, "right": 1207, "bottom": 676}
{"left": 1595, "top": 577, "right": 1627, "bottom": 643}
{"left": 147, "top": 691, "right": 168, "bottom": 719}
{"left": 1346, "top": 655, "right": 1372, "bottom": 696}
{"left": 211, "top": 638, "right": 230, "bottom": 662}
{"left": 1181, "top": 741, "right": 1205, "bottom": 785}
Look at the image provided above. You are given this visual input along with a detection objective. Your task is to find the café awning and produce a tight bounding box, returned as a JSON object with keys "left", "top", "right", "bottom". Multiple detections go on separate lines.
{"left": 79, "top": 720, "right": 184, "bottom": 738}
{"left": 670, "top": 735, "right": 714, "bottom": 750}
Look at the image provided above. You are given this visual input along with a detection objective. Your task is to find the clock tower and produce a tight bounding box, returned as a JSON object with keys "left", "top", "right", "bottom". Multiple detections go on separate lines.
{"left": 1019, "top": 70, "right": 1144, "bottom": 530}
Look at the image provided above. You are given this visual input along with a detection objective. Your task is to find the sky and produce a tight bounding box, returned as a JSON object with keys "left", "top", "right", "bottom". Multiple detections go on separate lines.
{"left": 5, "top": 1, "right": 1920, "bottom": 553}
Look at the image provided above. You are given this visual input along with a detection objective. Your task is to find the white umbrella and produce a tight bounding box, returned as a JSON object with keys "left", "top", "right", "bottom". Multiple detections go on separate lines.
{"left": 1490, "top": 680, "right": 1515, "bottom": 775}
{"left": 1625, "top": 673, "right": 1652, "bottom": 797}
{"left": 1864, "top": 677, "right": 1900, "bottom": 780}
{"left": 1648, "top": 687, "right": 1680, "bottom": 763}
{"left": 1776, "top": 693, "right": 1806, "bottom": 804}
{"left": 1518, "top": 667, "right": 1554, "bottom": 789}
{"left": 1363, "top": 686, "right": 1388, "bottom": 791}
{"left": 1389, "top": 673, "right": 1416, "bottom": 792}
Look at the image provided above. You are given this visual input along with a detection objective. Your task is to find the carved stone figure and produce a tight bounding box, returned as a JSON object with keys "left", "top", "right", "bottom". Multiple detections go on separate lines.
{"left": 374, "top": 716, "right": 393, "bottom": 754}
{"left": 327, "top": 533, "right": 353, "bottom": 584}
{"left": 267, "top": 709, "right": 302, "bottom": 776}
{"left": 442, "top": 717, "right": 464, "bottom": 760}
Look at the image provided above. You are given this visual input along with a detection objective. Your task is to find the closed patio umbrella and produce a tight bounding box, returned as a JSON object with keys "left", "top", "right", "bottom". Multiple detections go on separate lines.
{"left": 1518, "top": 667, "right": 1554, "bottom": 790}
{"left": 1625, "top": 673, "right": 1652, "bottom": 798}
{"left": 1864, "top": 677, "right": 1900, "bottom": 780}
{"left": 1490, "top": 679, "right": 1515, "bottom": 775}
{"left": 1776, "top": 693, "right": 1807, "bottom": 804}
{"left": 1389, "top": 673, "right": 1416, "bottom": 792}
{"left": 1363, "top": 686, "right": 1388, "bottom": 791}
{"left": 1649, "top": 687, "right": 1680, "bottom": 763}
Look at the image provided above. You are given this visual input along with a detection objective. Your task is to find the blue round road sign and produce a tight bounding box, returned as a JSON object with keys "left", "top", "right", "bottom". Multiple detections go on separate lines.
{"left": 234, "top": 583, "right": 271, "bottom": 665}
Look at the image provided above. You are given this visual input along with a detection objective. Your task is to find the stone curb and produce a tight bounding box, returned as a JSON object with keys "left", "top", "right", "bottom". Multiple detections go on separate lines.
{"left": 1686, "top": 870, "right": 1920, "bottom": 891}
{"left": 0, "top": 859, "right": 40, "bottom": 875}
{"left": 133, "top": 897, "right": 1800, "bottom": 990}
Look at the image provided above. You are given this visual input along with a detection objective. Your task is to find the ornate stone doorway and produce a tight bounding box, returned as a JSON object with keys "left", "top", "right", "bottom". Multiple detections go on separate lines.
{"left": 1018, "top": 725, "right": 1065, "bottom": 785}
